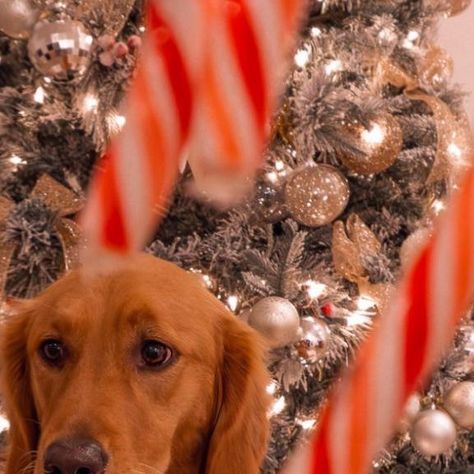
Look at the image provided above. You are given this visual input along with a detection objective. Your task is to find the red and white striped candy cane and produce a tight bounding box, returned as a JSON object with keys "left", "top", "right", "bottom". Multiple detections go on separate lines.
{"left": 284, "top": 166, "right": 474, "bottom": 473}
{"left": 82, "top": 0, "right": 305, "bottom": 257}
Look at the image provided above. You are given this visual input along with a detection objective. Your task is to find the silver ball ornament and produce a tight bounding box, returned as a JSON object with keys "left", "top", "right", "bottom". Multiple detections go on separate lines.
{"left": 285, "top": 165, "right": 350, "bottom": 227}
{"left": 444, "top": 381, "right": 474, "bottom": 429}
{"left": 28, "top": 20, "right": 94, "bottom": 81}
{"left": 247, "top": 297, "right": 300, "bottom": 348}
{"left": 0, "top": 0, "right": 40, "bottom": 39}
{"left": 295, "top": 317, "right": 330, "bottom": 363}
{"left": 399, "top": 393, "right": 421, "bottom": 432}
{"left": 410, "top": 410, "right": 457, "bottom": 456}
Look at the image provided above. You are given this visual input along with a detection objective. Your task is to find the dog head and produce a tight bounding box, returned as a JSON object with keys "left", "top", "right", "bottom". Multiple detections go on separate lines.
{"left": 1, "top": 254, "right": 270, "bottom": 473}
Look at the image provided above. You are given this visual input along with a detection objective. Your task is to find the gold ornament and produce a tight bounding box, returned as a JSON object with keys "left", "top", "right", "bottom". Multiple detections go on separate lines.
{"left": 285, "top": 165, "right": 350, "bottom": 227}
{"left": 410, "top": 410, "right": 457, "bottom": 457}
{"left": 419, "top": 46, "right": 454, "bottom": 88}
{"left": 376, "top": 58, "right": 473, "bottom": 185}
{"left": 247, "top": 296, "right": 300, "bottom": 348}
{"left": 444, "top": 381, "right": 474, "bottom": 429}
{"left": 0, "top": 175, "right": 84, "bottom": 296}
{"left": 340, "top": 114, "right": 403, "bottom": 175}
{"left": 332, "top": 214, "right": 381, "bottom": 283}
{"left": 445, "top": 0, "right": 472, "bottom": 16}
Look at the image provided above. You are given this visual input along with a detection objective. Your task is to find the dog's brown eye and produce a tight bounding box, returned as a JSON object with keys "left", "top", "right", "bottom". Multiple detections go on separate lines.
{"left": 40, "top": 340, "right": 66, "bottom": 366}
{"left": 140, "top": 340, "right": 173, "bottom": 368}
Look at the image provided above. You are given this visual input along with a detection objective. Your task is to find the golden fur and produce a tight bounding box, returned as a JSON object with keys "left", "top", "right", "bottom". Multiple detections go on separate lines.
{"left": 0, "top": 254, "right": 270, "bottom": 473}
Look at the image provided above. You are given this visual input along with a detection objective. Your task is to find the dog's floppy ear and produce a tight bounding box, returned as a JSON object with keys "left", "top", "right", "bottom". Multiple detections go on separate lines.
{"left": 0, "top": 305, "right": 39, "bottom": 474}
{"left": 206, "top": 313, "right": 270, "bottom": 474}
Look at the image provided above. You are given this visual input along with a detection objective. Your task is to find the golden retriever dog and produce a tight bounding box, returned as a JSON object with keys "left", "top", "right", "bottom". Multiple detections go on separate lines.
{"left": 0, "top": 254, "right": 270, "bottom": 474}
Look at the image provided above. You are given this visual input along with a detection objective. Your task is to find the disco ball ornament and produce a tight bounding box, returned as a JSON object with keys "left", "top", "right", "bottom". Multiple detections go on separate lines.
{"left": 410, "top": 410, "right": 457, "bottom": 456}
{"left": 295, "top": 317, "right": 331, "bottom": 363}
{"left": 0, "top": 0, "right": 40, "bottom": 39}
{"left": 28, "top": 20, "right": 94, "bottom": 81}
{"left": 444, "top": 381, "right": 474, "bottom": 429}
{"left": 247, "top": 297, "right": 300, "bottom": 348}
{"left": 340, "top": 115, "right": 403, "bottom": 175}
{"left": 285, "top": 165, "right": 350, "bottom": 227}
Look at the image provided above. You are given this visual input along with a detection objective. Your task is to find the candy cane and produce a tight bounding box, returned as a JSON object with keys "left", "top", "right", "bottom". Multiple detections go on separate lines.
{"left": 284, "top": 166, "right": 474, "bottom": 473}
{"left": 82, "top": 0, "right": 305, "bottom": 257}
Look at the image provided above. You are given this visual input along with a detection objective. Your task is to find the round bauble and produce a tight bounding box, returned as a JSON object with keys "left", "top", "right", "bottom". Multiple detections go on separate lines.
{"left": 255, "top": 181, "right": 289, "bottom": 223}
{"left": 399, "top": 393, "right": 421, "bottom": 432}
{"left": 0, "top": 0, "right": 40, "bottom": 39}
{"left": 410, "top": 410, "right": 457, "bottom": 456}
{"left": 420, "top": 46, "right": 454, "bottom": 88}
{"left": 285, "top": 165, "right": 350, "bottom": 227}
{"left": 247, "top": 297, "right": 300, "bottom": 348}
{"left": 444, "top": 381, "right": 474, "bottom": 429}
{"left": 446, "top": 0, "right": 472, "bottom": 16}
{"left": 28, "top": 20, "right": 94, "bottom": 81}
{"left": 295, "top": 317, "right": 331, "bottom": 363}
{"left": 340, "top": 115, "right": 402, "bottom": 175}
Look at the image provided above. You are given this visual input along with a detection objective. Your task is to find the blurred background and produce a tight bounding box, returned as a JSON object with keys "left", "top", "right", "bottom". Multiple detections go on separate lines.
{"left": 439, "top": 3, "right": 474, "bottom": 124}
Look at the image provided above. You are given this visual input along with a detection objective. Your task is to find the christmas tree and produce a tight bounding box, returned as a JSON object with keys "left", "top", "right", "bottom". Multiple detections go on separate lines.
{"left": 0, "top": 0, "right": 473, "bottom": 473}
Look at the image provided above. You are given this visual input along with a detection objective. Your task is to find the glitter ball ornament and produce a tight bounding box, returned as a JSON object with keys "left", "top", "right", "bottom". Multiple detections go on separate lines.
{"left": 295, "top": 317, "right": 330, "bottom": 363}
{"left": 444, "top": 381, "right": 474, "bottom": 429}
{"left": 446, "top": 0, "right": 472, "bottom": 16}
{"left": 247, "top": 297, "right": 300, "bottom": 348}
{"left": 28, "top": 20, "right": 94, "bottom": 80}
{"left": 285, "top": 165, "right": 350, "bottom": 227}
{"left": 410, "top": 410, "right": 457, "bottom": 456}
{"left": 0, "top": 0, "right": 40, "bottom": 39}
{"left": 340, "top": 115, "right": 403, "bottom": 175}
{"left": 420, "top": 46, "right": 454, "bottom": 88}
{"left": 255, "top": 181, "right": 288, "bottom": 223}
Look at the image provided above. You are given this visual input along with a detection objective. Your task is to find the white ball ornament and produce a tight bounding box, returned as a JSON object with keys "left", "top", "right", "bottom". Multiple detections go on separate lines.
{"left": 410, "top": 410, "right": 457, "bottom": 456}
{"left": 247, "top": 297, "right": 300, "bottom": 348}
{"left": 0, "top": 0, "right": 40, "bottom": 39}
{"left": 444, "top": 381, "right": 474, "bottom": 429}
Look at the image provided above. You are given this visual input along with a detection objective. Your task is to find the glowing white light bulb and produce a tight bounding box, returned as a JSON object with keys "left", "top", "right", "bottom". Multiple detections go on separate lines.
{"left": 448, "top": 142, "right": 462, "bottom": 159}
{"left": 275, "top": 160, "right": 285, "bottom": 171}
{"left": 266, "top": 382, "right": 278, "bottom": 395}
{"left": 294, "top": 48, "right": 310, "bottom": 67}
{"left": 82, "top": 93, "right": 99, "bottom": 113}
{"left": 226, "top": 295, "right": 239, "bottom": 312}
{"left": 0, "top": 415, "right": 10, "bottom": 432}
{"left": 346, "top": 313, "right": 372, "bottom": 326}
{"left": 304, "top": 280, "right": 327, "bottom": 299}
{"left": 269, "top": 396, "right": 286, "bottom": 416}
{"left": 361, "top": 123, "right": 385, "bottom": 146}
{"left": 357, "top": 295, "right": 376, "bottom": 312}
{"left": 324, "top": 59, "right": 342, "bottom": 76}
{"left": 34, "top": 86, "right": 45, "bottom": 104}
{"left": 407, "top": 31, "right": 419, "bottom": 41}
{"left": 266, "top": 171, "right": 279, "bottom": 183}
{"left": 297, "top": 418, "right": 316, "bottom": 430}
{"left": 311, "top": 27, "right": 322, "bottom": 37}
{"left": 432, "top": 200, "right": 446, "bottom": 214}
{"left": 107, "top": 112, "right": 127, "bottom": 134}
{"left": 9, "top": 154, "right": 25, "bottom": 166}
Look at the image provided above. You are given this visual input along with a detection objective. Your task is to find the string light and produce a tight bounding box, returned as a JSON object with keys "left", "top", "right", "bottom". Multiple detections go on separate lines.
{"left": 269, "top": 396, "right": 286, "bottom": 416}
{"left": 297, "top": 418, "right": 316, "bottom": 430}
{"left": 432, "top": 199, "right": 446, "bottom": 215}
{"left": 226, "top": 295, "right": 239, "bottom": 312}
{"left": 266, "top": 381, "right": 278, "bottom": 395}
{"left": 81, "top": 93, "right": 99, "bottom": 113}
{"left": 107, "top": 112, "right": 127, "bottom": 134}
{"left": 294, "top": 47, "right": 311, "bottom": 68}
{"left": 0, "top": 415, "right": 10, "bottom": 432}
{"left": 356, "top": 295, "right": 377, "bottom": 312}
{"left": 304, "top": 280, "right": 327, "bottom": 299}
{"left": 311, "top": 26, "right": 322, "bottom": 37}
{"left": 403, "top": 30, "right": 419, "bottom": 49}
{"left": 34, "top": 86, "right": 45, "bottom": 104}
{"left": 324, "top": 59, "right": 342, "bottom": 76}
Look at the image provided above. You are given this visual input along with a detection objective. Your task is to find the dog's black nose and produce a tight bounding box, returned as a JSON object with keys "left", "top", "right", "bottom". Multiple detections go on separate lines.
{"left": 44, "top": 438, "right": 108, "bottom": 474}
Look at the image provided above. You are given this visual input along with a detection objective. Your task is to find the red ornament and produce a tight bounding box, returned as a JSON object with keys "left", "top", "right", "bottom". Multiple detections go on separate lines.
{"left": 321, "top": 302, "right": 335, "bottom": 317}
